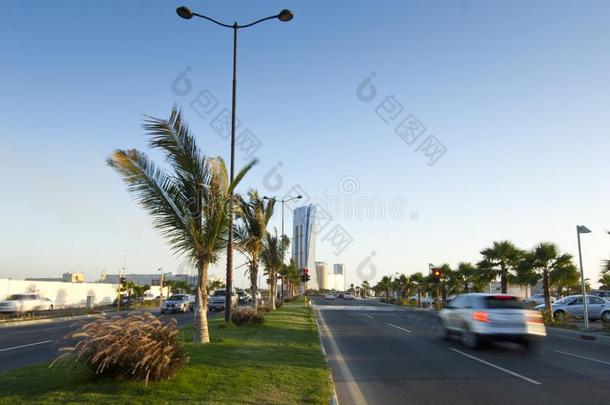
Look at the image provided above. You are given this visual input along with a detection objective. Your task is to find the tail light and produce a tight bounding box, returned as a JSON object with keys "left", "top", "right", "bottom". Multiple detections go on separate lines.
{"left": 472, "top": 311, "right": 489, "bottom": 322}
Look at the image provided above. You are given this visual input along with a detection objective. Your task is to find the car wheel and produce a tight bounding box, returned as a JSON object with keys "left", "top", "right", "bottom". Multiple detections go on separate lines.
{"left": 462, "top": 326, "right": 480, "bottom": 349}
{"left": 438, "top": 319, "right": 451, "bottom": 341}
{"left": 554, "top": 310, "right": 567, "bottom": 322}
{"left": 602, "top": 311, "right": 610, "bottom": 323}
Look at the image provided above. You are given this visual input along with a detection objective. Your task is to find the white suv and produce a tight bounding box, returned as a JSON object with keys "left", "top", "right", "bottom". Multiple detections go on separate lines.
{"left": 439, "top": 293, "right": 546, "bottom": 349}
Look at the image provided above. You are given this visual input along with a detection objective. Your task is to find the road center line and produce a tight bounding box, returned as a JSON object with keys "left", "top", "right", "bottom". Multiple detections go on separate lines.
{"left": 450, "top": 348, "right": 542, "bottom": 385}
{"left": 364, "top": 314, "right": 374, "bottom": 319}
{"left": 0, "top": 339, "right": 54, "bottom": 352}
{"left": 554, "top": 350, "right": 610, "bottom": 366}
{"left": 387, "top": 323, "right": 412, "bottom": 333}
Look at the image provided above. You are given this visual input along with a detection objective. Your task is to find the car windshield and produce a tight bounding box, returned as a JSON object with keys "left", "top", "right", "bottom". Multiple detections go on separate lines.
{"left": 213, "top": 290, "right": 226, "bottom": 297}
{"left": 555, "top": 297, "right": 573, "bottom": 305}
{"left": 167, "top": 295, "right": 185, "bottom": 301}
{"left": 484, "top": 296, "right": 523, "bottom": 309}
{"left": 6, "top": 294, "right": 28, "bottom": 301}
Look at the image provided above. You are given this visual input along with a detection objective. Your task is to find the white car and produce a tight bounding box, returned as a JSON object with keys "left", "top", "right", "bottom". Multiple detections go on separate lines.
{"left": 438, "top": 293, "right": 546, "bottom": 349}
{"left": 0, "top": 294, "right": 55, "bottom": 313}
{"left": 523, "top": 294, "right": 556, "bottom": 306}
{"left": 324, "top": 293, "right": 336, "bottom": 300}
{"left": 208, "top": 289, "right": 238, "bottom": 311}
{"left": 343, "top": 293, "right": 354, "bottom": 300}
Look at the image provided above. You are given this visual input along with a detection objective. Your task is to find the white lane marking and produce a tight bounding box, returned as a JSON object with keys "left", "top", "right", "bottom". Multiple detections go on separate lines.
{"left": 0, "top": 339, "right": 54, "bottom": 352}
{"left": 316, "top": 305, "right": 402, "bottom": 312}
{"left": 450, "top": 348, "right": 542, "bottom": 385}
{"left": 387, "top": 323, "right": 412, "bottom": 333}
{"left": 364, "top": 314, "right": 374, "bottom": 319}
{"left": 554, "top": 350, "right": 610, "bottom": 366}
{"left": 317, "top": 309, "right": 367, "bottom": 405}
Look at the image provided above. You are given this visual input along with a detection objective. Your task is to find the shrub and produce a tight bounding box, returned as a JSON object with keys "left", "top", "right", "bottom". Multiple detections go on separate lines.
{"left": 231, "top": 307, "right": 264, "bottom": 326}
{"left": 52, "top": 312, "right": 188, "bottom": 385}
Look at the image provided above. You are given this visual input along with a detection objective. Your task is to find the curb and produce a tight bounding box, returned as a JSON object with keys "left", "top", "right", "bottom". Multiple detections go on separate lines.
{"left": 0, "top": 308, "right": 160, "bottom": 328}
{"left": 311, "top": 303, "right": 339, "bottom": 405}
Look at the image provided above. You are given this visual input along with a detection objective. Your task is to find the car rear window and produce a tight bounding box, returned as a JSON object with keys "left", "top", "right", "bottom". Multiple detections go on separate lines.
{"left": 484, "top": 296, "right": 523, "bottom": 309}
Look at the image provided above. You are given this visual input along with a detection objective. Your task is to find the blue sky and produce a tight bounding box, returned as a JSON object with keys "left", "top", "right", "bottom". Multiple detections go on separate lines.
{"left": 1, "top": 0, "right": 609, "bottom": 288}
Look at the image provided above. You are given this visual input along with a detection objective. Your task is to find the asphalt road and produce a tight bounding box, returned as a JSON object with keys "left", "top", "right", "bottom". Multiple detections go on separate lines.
{"left": 312, "top": 297, "right": 610, "bottom": 405}
{"left": 0, "top": 309, "right": 219, "bottom": 373}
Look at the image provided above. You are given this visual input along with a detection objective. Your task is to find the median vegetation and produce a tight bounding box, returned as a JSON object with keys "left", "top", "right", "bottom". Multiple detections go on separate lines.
{"left": 0, "top": 299, "right": 332, "bottom": 405}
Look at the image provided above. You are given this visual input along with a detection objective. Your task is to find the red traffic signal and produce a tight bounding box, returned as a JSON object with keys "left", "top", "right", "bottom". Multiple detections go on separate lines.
{"left": 431, "top": 268, "right": 443, "bottom": 282}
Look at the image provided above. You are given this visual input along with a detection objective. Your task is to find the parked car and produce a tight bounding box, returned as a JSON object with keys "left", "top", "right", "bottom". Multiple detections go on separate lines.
{"left": 535, "top": 294, "right": 610, "bottom": 322}
{"left": 237, "top": 290, "right": 250, "bottom": 304}
{"left": 0, "top": 294, "right": 55, "bottom": 313}
{"left": 343, "top": 293, "right": 354, "bottom": 300}
{"left": 590, "top": 290, "right": 610, "bottom": 300}
{"left": 161, "top": 294, "right": 194, "bottom": 314}
{"left": 439, "top": 293, "right": 546, "bottom": 349}
{"left": 523, "top": 294, "right": 556, "bottom": 306}
{"left": 324, "top": 293, "right": 336, "bottom": 300}
{"left": 208, "top": 289, "right": 238, "bottom": 311}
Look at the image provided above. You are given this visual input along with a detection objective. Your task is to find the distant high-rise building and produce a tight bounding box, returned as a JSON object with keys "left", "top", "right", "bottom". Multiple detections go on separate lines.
{"left": 333, "top": 264, "right": 345, "bottom": 291}
{"left": 315, "top": 262, "right": 329, "bottom": 290}
{"left": 292, "top": 204, "right": 318, "bottom": 290}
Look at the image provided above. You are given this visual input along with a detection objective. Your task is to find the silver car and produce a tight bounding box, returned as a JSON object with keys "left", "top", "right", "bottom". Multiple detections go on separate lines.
{"left": 160, "top": 294, "right": 194, "bottom": 314}
{"left": 535, "top": 294, "right": 610, "bottom": 322}
{"left": 439, "top": 293, "right": 546, "bottom": 349}
{"left": 0, "top": 294, "right": 55, "bottom": 313}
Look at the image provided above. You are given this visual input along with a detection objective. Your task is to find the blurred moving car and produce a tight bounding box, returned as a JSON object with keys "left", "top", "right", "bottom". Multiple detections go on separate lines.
{"left": 0, "top": 294, "right": 54, "bottom": 313}
{"left": 343, "top": 293, "right": 354, "bottom": 300}
{"left": 161, "top": 294, "right": 194, "bottom": 314}
{"left": 535, "top": 294, "right": 610, "bottom": 322}
{"left": 208, "top": 289, "right": 238, "bottom": 311}
{"left": 439, "top": 293, "right": 546, "bottom": 349}
{"left": 324, "top": 293, "right": 336, "bottom": 300}
{"left": 523, "top": 294, "right": 556, "bottom": 306}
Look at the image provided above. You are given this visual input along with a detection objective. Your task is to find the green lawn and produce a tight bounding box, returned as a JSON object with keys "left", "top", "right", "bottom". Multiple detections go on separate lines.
{"left": 0, "top": 300, "right": 333, "bottom": 405}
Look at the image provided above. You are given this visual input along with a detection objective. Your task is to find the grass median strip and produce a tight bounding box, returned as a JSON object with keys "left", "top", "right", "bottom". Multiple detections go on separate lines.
{"left": 0, "top": 299, "right": 333, "bottom": 405}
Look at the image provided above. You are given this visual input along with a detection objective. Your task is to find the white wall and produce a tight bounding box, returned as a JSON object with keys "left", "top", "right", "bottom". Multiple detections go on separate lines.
{"left": 0, "top": 278, "right": 120, "bottom": 308}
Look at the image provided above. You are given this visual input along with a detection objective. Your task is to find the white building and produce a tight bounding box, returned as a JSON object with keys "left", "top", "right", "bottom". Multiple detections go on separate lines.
{"left": 331, "top": 264, "right": 345, "bottom": 291}
{"left": 292, "top": 205, "right": 319, "bottom": 290}
{"left": 316, "top": 262, "right": 329, "bottom": 290}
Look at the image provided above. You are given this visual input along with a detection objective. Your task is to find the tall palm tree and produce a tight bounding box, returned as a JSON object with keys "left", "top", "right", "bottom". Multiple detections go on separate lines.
{"left": 280, "top": 259, "right": 300, "bottom": 298}
{"left": 478, "top": 240, "right": 523, "bottom": 294}
{"left": 360, "top": 280, "right": 371, "bottom": 298}
{"left": 261, "top": 229, "right": 289, "bottom": 310}
{"left": 107, "top": 108, "right": 254, "bottom": 344}
{"left": 410, "top": 272, "right": 425, "bottom": 307}
{"left": 234, "top": 190, "right": 275, "bottom": 309}
{"left": 602, "top": 259, "right": 610, "bottom": 274}
{"left": 599, "top": 273, "right": 610, "bottom": 290}
{"left": 376, "top": 276, "right": 393, "bottom": 299}
{"left": 521, "top": 242, "right": 576, "bottom": 320}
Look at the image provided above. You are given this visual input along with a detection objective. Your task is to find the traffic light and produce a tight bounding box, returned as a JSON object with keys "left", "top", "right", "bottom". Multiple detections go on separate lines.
{"left": 120, "top": 276, "right": 127, "bottom": 286}
{"left": 300, "top": 268, "right": 310, "bottom": 282}
{"left": 431, "top": 268, "right": 442, "bottom": 283}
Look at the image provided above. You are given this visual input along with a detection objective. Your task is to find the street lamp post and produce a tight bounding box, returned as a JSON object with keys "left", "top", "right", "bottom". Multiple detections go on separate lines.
{"left": 176, "top": 6, "right": 294, "bottom": 323}
{"left": 264, "top": 195, "right": 302, "bottom": 303}
{"left": 576, "top": 225, "right": 592, "bottom": 329}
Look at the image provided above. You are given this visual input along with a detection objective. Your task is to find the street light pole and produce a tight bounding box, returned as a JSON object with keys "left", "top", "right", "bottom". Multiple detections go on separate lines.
{"left": 176, "top": 6, "right": 294, "bottom": 323}
{"left": 264, "top": 195, "right": 302, "bottom": 303}
{"left": 576, "top": 225, "right": 592, "bottom": 329}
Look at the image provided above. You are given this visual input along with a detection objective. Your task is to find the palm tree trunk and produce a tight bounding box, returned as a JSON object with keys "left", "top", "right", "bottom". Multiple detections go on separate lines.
{"left": 194, "top": 260, "right": 210, "bottom": 344}
{"left": 250, "top": 262, "right": 258, "bottom": 309}
{"left": 542, "top": 269, "right": 552, "bottom": 322}
{"left": 270, "top": 271, "right": 276, "bottom": 310}
{"left": 501, "top": 266, "right": 508, "bottom": 294}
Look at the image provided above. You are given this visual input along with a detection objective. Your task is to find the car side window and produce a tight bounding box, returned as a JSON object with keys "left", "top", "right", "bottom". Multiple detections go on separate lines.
{"left": 589, "top": 297, "right": 604, "bottom": 305}
{"left": 570, "top": 298, "right": 582, "bottom": 305}
{"left": 449, "top": 296, "right": 463, "bottom": 308}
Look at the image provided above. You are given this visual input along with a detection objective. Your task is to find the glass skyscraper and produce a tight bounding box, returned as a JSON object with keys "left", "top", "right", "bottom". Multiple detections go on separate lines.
{"left": 292, "top": 204, "right": 318, "bottom": 290}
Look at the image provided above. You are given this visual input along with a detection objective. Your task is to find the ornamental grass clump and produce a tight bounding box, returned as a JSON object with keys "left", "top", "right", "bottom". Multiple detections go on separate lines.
{"left": 231, "top": 307, "right": 264, "bottom": 326}
{"left": 52, "top": 312, "right": 188, "bottom": 384}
